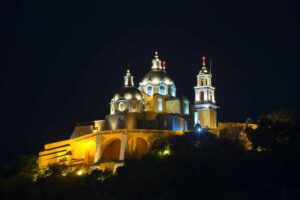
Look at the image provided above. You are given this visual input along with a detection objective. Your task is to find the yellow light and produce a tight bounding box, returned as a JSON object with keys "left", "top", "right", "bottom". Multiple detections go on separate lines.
{"left": 61, "top": 172, "right": 68, "bottom": 176}
{"left": 257, "top": 146, "right": 262, "bottom": 152}
{"left": 162, "top": 149, "right": 170, "bottom": 156}
{"left": 153, "top": 78, "right": 159, "bottom": 84}
{"left": 158, "top": 146, "right": 171, "bottom": 158}
{"left": 125, "top": 93, "right": 132, "bottom": 100}
{"left": 136, "top": 94, "right": 141, "bottom": 100}
{"left": 165, "top": 79, "right": 170, "bottom": 85}
{"left": 76, "top": 169, "right": 83, "bottom": 176}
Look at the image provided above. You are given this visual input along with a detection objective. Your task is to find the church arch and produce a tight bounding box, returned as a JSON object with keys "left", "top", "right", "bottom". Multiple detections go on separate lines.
{"left": 128, "top": 137, "right": 149, "bottom": 158}
{"left": 101, "top": 138, "right": 121, "bottom": 161}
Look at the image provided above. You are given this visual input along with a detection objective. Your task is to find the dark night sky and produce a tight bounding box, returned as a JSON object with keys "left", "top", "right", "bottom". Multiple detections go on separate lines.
{"left": 1, "top": 0, "right": 299, "bottom": 166}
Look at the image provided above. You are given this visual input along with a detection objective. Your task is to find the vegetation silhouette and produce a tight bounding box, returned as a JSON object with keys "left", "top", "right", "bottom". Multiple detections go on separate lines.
{"left": 0, "top": 109, "right": 299, "bottom": 199}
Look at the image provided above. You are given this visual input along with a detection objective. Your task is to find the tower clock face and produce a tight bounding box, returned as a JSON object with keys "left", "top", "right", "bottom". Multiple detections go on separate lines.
{"left": 119, "top": 102, "right": 125, "bottom": 111}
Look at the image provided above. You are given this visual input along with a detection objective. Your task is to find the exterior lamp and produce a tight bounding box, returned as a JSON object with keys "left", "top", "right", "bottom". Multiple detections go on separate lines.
{"left": 158, "top": 145, "right": 171, "bottom": 158}
{"left": 194, "top": 123, "right": 202, "bottom": 134}
{"left": 76, "top": 169, "right": 84, "bottom": 176}
{"left": 162, "top": 148, "right": 171, "bottom": 156}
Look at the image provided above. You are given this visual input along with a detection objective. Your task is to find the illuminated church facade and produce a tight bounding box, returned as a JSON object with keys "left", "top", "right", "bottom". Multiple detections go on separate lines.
{"left": 38, "top": 52, "right": 218, "bottom": 172}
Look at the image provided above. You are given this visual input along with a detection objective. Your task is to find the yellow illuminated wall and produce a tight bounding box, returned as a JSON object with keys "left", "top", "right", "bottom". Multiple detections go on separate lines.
{"left": 196, "top": 108, "right": 217, "bottom": 128}
{"left": 38, "top": 129, "right": 186, "bottom": 171}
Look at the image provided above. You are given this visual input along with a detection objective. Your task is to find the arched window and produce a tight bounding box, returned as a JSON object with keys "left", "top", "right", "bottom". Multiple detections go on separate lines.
{"left": 184, "top": 100, "right": 189, "bottom": 115}
{"left": 200, "top": 91, "right": 204, "bottom": 102}
{"left": 119, "top": 102, "right": 126, "bottom": 112}
{"left": 111, "top": 104, "right": 115, "bottom": 114}
{"left": 157, "top": 98, "right": 163, "bottom": 112}
{"left": 159, "top": 85, "right": 166, "bottom": 95}
{"left": 171, "top": 86, "right": 176, "bottom": 97}
{"left": 202, "top": 79, "right": 205, "bottom": 86}
{"left": 131, "top": 102, "right": 137, "bottom": 111}
{"left": 147, "top": 86, "right": 153, "bottom": 95}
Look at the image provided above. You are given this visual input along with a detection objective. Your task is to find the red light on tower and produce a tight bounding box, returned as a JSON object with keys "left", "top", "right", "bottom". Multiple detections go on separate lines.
{"left": 162, "top": 61, "right": 167, "bottom": 70}
{"left": 201, "top": 56, "right": 206, "bottom": 67}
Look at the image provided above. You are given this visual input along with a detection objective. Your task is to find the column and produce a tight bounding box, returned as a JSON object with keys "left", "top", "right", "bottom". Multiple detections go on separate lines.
{"left": 94, "top": 134, "right": 102, "bottom": 163}
{"left": 119, "top": 130, "right": 127, "bottom": 161}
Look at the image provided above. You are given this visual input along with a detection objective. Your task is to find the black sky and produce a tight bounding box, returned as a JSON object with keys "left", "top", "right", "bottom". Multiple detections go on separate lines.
{"left": 1, "top": 0, "right": 299, "bottom": 166}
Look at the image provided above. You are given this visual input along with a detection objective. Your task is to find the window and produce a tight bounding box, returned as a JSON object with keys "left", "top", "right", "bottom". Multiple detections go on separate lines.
{"left": 171, "top": 86, "right": 176, "bottom": 97}
{"left": 147, "top": 86, "right": 153, "bottom": 95}
{"left": 119, "top": 102, "right": 125, "bottom": 111}
{"left": 111, "top": 104, "right": 115, "bottom": 114}
{"left": 194, "top": 111, "right": 199, "bottom": 125}
{"left": 118, "top": 115, "right": 124, "bottom": 122}
{"left": 163, "top": 120, "right": 167, "bottom": 127}
{"left": 200, "top": 91, "right": 204, "bottom": 102}
{"left": 184, "top": 100, "right": 189, "bottom": 115}
{"left": 157, "top": 98, "right": 163, "bottom": 112}
{"left": 147, "top": 121, "right": 154, "bottom": 126}
{"left": 131, "top": 102, "right": 137, "bottom": 109}
{"left": 159, "top": 85, "right": 166, "bottom": 95}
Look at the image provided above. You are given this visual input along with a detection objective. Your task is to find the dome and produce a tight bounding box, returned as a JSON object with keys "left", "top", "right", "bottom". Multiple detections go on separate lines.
{"left": 140, "top": 70, "right": 174, "bottom": 86}
{"left": 113, "top": 86, "right": 144, "bottom": 101}
{"left": 110, "top": 70, "right": 146, "bottom": 115}
{"left": 139, "top": 52, "right": 176, "bottom": 97}
{"left": 112, "top": 69, "right": 144, "bottom": 101}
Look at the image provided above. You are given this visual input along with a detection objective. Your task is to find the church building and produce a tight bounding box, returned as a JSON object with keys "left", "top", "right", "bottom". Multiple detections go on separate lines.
{"left": 38, "top": 52, "right": 218, "bottom": 172}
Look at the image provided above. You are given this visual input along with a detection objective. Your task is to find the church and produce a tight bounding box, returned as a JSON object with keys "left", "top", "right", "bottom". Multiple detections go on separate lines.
{"left": 38, "top": 52, "right": 219, "bottom": 172}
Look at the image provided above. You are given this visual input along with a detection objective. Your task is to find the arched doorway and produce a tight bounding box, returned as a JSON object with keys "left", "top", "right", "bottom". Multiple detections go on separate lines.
{"left": 128, "top": 137, "right": 149, "bottom": 158}
{"left": 102, "top": 139, "right": 121, "bottom": 161}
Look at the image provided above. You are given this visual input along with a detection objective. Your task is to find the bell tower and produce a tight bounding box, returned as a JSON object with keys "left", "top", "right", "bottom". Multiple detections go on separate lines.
{"left": 194, "top": 56, "right": 218, "bottom": 128}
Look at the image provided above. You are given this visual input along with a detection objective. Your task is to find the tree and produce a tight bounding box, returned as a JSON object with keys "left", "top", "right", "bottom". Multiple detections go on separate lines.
{"left": 42, "top": 163, "right": 69, "bottom": 178}
{"left": 246, "top": 109, "right": 297, "bottom": 151}
{"left": 15, "top": 155, "right": 38, "bottom": 175}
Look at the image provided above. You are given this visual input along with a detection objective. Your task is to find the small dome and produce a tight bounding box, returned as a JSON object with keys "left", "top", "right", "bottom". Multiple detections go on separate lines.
{"left": 112, "top": 69, "right": 144, "bottom": 102}
{"left": 113, "top": 87, "right": 144, "bottom": 101}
